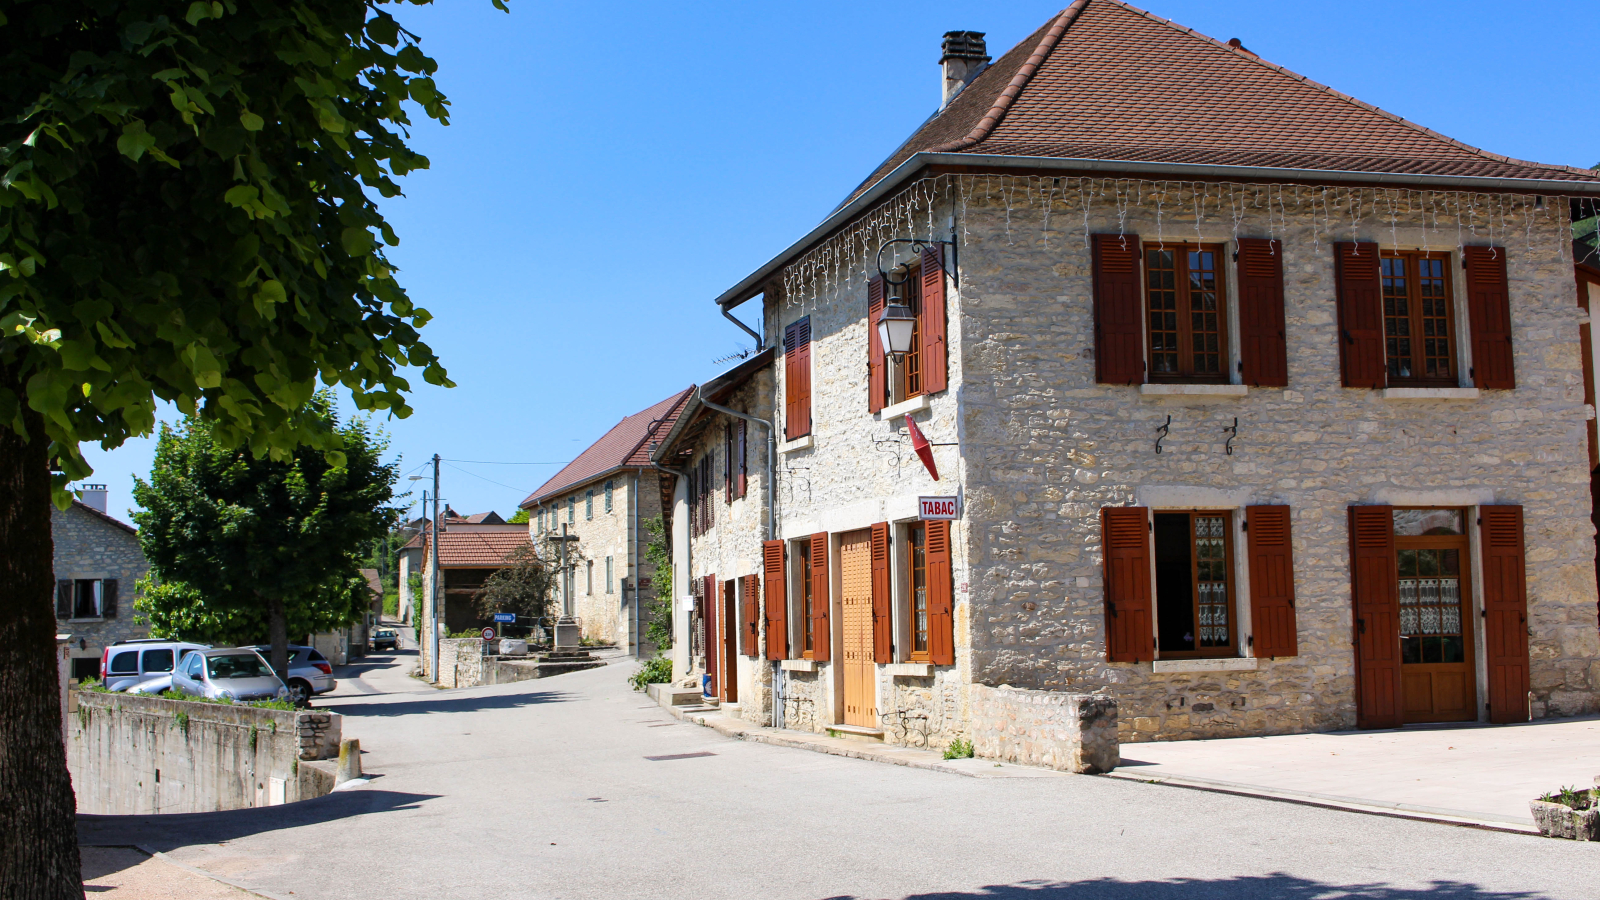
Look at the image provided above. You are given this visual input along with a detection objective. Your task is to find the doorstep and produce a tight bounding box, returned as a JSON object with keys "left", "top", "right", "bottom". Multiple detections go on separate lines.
{"left": 649, "top": 690, "right": 1069, "bottom": 779}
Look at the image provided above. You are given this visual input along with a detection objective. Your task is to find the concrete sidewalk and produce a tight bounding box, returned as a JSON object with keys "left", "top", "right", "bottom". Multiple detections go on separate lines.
{"left": 1110, "top": 716, "right": 1600, "bottom": 832}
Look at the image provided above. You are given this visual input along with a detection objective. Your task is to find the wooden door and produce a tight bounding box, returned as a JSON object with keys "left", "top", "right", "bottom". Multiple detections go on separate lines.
{"left": 838, "top": 529, "right": 877, "bottom": 728}
{"left": 722, "top": 581, "right": 738, "bottom": 704}
{"left": 1395, "top": 510, "right": 1475, "bottom": 723}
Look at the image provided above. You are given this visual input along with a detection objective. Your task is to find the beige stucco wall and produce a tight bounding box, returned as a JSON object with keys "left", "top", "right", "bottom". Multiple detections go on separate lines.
{"left": 765, "top": 174, "right": 1599, "bottom": 745}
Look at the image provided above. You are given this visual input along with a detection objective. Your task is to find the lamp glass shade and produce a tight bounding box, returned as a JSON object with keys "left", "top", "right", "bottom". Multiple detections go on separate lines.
{"left": 878, "top": 302, "right": 917, "bottom": 356}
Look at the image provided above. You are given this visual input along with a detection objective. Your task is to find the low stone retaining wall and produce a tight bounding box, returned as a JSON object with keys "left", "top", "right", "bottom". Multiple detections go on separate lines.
{"left": 436, "top": 638, "right": 603, "bottom": 687}
{"left": 968, "top": 685, "right": 1119, "bottom": 774}
{"left": 68, "top": 691, "right": 342, "bottom": 814}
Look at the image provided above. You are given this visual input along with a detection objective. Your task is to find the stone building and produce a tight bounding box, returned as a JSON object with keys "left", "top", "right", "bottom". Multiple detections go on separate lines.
{"left": 417, "top": 521, "right": 531, "bottom": 679}
{"left": 696, "top": 0, "right": 1600, "bottom": 747}
{"left": 518, "top": 388, "right": 693, "bottom": 655}
{"left": 650, "top": 351, "right": 775, "bottom": 720}
{"left": 52, "top": 485, "right": 150, "bottom": 680}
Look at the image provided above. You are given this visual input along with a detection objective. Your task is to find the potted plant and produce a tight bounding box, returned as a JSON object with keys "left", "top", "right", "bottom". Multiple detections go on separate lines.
{"left": 1530, "top": 785, "right": 1600, "bottom": 840}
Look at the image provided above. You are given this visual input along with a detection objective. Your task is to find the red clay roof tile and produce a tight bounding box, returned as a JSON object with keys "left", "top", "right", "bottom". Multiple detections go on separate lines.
{"left": 521, "top": 387, "right": 694, "bottom": 507}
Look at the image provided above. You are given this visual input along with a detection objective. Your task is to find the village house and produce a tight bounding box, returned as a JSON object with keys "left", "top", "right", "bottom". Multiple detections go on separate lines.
{"left": 517, "top": 388, "right": 693, "bottom": 656}
{"left": 695, "top": 0, "right": 1600, "bottom": 746}
{"left": 650, "top": 351, "right": 775, "bottom": 712}
{"left": 53, "top": 484, "right": 150, "bottom": 681}
{"left": 416, "top": 517, "right": 531, "bottom": 679}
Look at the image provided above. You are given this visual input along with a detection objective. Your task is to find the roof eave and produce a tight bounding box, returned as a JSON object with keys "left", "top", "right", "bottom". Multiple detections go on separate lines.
{"left": 518, "top": 462, "right": 650, "bottom": 509}
{"left": 715, "top": 150, "right": 1600, "bottom": 310}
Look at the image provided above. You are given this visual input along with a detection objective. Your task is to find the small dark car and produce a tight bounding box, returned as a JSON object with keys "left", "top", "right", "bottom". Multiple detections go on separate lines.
{"left": 370, "top": 628, "right": 399, "bottom": 652}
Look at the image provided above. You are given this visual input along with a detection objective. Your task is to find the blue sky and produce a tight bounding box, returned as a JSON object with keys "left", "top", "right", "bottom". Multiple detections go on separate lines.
{"left": 81, "top": 0, "right": 1600, "bottom": 523}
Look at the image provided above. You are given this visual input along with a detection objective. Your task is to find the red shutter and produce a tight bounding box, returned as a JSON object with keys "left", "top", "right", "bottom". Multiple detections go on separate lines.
{"left": 723, "top": 424, "right": 732, "bottom": 503}
{"left": 810, "top": 532, "right": 830, "bottom": 662}
{"left": 763, "top": 540, "right": 788, "bottom": 661}
{"left": 736, "top": 421, "right": 747, "bottom": 499}
{"left": 870, "top": 522, "right": 892, "bottom": 663}
{"left": 742, "top": 574, "right": 760, "bottom": 658}
{"left": 1246, "top": 505, "right": 1297, "bottom": 657}
{"left": 925, "top": 520, "right": 954, "bottom": 666}
{"left": 1335, "top": 242, "right": 1385, "bottom": 388}
{"left": 1349, "top": 506, "right": 1401, "bottom": 729}
{"left": 703, "top": 573, "right": 718, "bottom": 693}
{"left": 1102, "top": 506, "right": 1152, "bottom": 663}
{"left": 1236, "top": 238, "right": 1288, "bottom": 387}
{"left": 1464, "top": 246, "right": 1515, "bottom": 390}
{"left": 867, "top": 275, "right": 886, "bottom": 413}
{"left": 920, "top": 245, "right": 949, "bottom": 395}
{"left": 1481, "top": 505, "right": 1530, "bottom": 723}
{"left": 784, "top": 318, "right": 812, "bottom": 440}
{"left": 1092, "top": 233, "right": 1144, "bottom": 385}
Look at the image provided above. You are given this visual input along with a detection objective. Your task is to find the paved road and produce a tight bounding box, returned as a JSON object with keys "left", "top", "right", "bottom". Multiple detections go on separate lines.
{"left": 80, "top": 661, "right": 1599, "bottom": 900}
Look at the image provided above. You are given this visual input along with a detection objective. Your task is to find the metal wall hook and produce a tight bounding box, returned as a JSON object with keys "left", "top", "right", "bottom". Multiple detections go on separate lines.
{"left": 1155, "top": 415, "right": 1171, "bottom": 454}
{"left": 1224, "top": 417, "right": 1239, "bottom": 455}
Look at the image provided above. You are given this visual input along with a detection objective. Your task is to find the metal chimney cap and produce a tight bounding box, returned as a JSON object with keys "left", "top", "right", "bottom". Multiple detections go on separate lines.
{"left": 940, "top": 31, "right": 989, "bottom": 63}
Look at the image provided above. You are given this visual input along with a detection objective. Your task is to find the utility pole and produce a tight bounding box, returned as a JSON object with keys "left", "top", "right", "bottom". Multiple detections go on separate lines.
{"left": 430, "top": 453, "right": 442, "bottom": 683}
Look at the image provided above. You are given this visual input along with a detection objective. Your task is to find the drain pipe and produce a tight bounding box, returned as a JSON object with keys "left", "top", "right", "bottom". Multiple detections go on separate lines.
{"left": 722, "top": 307, "right": 763, "bottom": 352}
{"left": 694, "top": 388, "right": 782, "bottom": 729}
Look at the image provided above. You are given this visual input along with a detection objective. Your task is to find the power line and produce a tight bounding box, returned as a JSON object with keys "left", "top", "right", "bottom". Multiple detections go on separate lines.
{"left": 442, "top": 462, "right": 533, "bottom": 495}
{"left": 442, "top": 458, "right": 571, "bottom": 466}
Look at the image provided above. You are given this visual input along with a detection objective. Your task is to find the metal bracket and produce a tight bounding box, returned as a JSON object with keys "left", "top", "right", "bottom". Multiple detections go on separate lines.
{"left": 1155, "top": 415, "right": 1171, "bottom": 454}
{"left": 1223, "top": 417, "right": 1239, "bottom": 455}
{"left": 875, "top": 236, "right": 960, "bottom": 289}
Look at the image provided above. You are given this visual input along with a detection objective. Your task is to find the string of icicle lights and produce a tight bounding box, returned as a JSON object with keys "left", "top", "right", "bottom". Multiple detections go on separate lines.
{"left": 779, "top": 174, "right": 1572, "bottom": 313}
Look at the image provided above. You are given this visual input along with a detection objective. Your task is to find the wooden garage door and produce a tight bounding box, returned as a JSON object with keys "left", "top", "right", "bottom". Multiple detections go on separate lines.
{"left": 839, "top": 529, "right": 877, "bottom": 728}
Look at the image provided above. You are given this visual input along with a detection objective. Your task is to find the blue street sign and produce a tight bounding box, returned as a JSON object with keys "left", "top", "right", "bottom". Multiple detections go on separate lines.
{"left": 492, "top": 613, "right": 516, "bottom": 623}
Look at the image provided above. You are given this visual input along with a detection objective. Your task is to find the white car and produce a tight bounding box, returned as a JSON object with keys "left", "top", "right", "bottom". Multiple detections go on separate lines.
{"left": 169, "top": 649, "right": 290, "bottom": 703}
{"left": 99, "top": 640, "right": 209, "bottom": 692}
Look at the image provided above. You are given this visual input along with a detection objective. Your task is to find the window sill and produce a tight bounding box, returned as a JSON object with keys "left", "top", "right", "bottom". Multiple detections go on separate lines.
{"left": 880, "top": 394, "right": 931, "bottom": 419}
{"left": 1151, "top": 657, "right": 1259, "bottom": 674}
{"left": 779, "top": 435, "right": 813, "bottom": 454}
{"left": 1139, "top": 383, "right": 1248, "bottom": 399}
{"left": 780, "top": 659, "right": 819, "bottom": 672}
{"left": 1377, "top": 387, "right": 1480, "bottom": 401}
{"left": 885, "top": 662, "right": 934, "bottom": 677}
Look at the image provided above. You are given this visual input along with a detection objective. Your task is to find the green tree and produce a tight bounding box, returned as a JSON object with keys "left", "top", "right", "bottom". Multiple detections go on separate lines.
{"left": 132, "top": 396, "right": 396, "bottom": 678}
{"left": 642, "top": 516, "right": 673, "bottom": 651}
{"left": 473, "top": 542, "right": 557, "bottom": 630}
{"left": 0, "top": 4, "right": 500, "bottom": 889}
{"left": 507, "top": 507, "right": 530, "bottom": 524}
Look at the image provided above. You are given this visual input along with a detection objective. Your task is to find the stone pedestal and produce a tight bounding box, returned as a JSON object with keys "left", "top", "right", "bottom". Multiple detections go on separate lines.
{"left": 554, "top": 617, "right": 582, "bottom": 649}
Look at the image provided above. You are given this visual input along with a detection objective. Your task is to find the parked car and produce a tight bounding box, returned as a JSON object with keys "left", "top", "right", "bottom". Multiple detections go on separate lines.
{"left": 248, "top": 644, "right": 336, "bottom": 704}
{"left": 99, "top": 640, "right": 210, "bottom": 692}
{"left": 169, "top": 648, "right": 290, "bottom": 702}
{"left": 370, "top": 629, "right": 399, "bottom": 652}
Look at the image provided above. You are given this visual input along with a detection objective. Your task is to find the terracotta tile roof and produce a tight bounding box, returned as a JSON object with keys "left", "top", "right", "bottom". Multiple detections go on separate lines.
{"left": 521, "top": 387, "right": 695, "bottom": 507}
{"left": 427, "top": 529, "right": 531, "bottom": 568}
{"left": 460, "top": 512, "right": 506, "bottom": 525}
{"left": 844, "top": 0, "right": 1598, "bottom": 205}
{"left": 360, "top": 568, "right": 382, "bottom": 597}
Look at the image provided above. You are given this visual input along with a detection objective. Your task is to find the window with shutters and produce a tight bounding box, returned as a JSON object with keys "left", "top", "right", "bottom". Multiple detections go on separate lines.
{"left": 907, "top": 523, "right": 929, "bottom": 660}
{"left": 798, "top": 538, "right": 815, "bottom": 659}
{"left": 606, "top": 556, "right": 614, "bottom": 594}
{"left": 604, "top": 481, "right": 613, "bottom": 513}
{"left": 1145, "top": 243, "right": 1228, "bottom": 383}
{"left": 71, "top": 579, "right": 104, "bottom": 619}
{"left": 1381, "top": 251, "right": 1456, "bottom": 384}
{"left": 586, "top": 560, "right": 593, "bottom": 595}
{"left": 890, "top": 265, "right": 925, "bottom": 404}
{"left": 585, "top": 490, "right": 594, "bottom": 520}
{"left": 1154, "top": 511, "right": 1237, "bottom": 657}
{"left": 784, "top": 317, "right": 812, "bottom": 440}
{"left": 567, "top": 497, "right": 574, "bottom": 524}
{"left": 735, "top": 421, "right": 747, "bottom": 500}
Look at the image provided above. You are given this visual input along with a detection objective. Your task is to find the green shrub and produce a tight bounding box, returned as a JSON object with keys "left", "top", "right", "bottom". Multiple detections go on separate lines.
{"left": 158, "top": 689, "right": 295, "bottom": 711}
{"left": 629, "top": 656, "right": 673, "bottom": 692}
{"left": 1539, "top": 785, "right": 1598, "bottom": 810}
{"left": 76, "top": 678, "right": 113, "bottom": 694}
{"left": 943, "top": 737, "right": 975, "bottom": 760}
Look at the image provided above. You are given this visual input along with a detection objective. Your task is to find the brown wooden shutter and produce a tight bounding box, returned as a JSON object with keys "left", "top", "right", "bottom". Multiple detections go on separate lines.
{"left": 925, "top": 520, "right": 954, "bottom": 665}
{"left": 1464, "top": 246, "right": 1515, "bottom": 390}
{"left": 102, "top": 579, "right": 118, "bottom": 618}
{"left": 742, "top": 574, "right": 760, "bottom": 658}
{"left": 1246, "top": 505, "right": 1297, "bottom": 657}
{"left": 703, "top": 573, "right": 719, "bottom": 692}
{"left": 809, "top": 532, "right": 830, "bottom": 661}
{"left": 920, "top": 245, "right": 949, "bottom": 395}
{"left": 870, "top": 522, "right": 892, "bottom": 663}
{"left": 1349, "top": 505, "right": 1401, "bottom": 729}
{"left": 56, "top": 580, "right": 72, "bottom": 619}
{"left": 1481, "top": 505, "right": 1530, "bottom": 723}
{"left": 723, "top": 425, "right": 732, "bottom": 503}
{"left": 1236, "top": 238, "right": 1288, "bottom": 387}
{"left": 1335, "top": 242, "right": 1385, "bottom": 388}
{"left": 705, "top": 456, "right": 715, "bottom": 530}
{"left": 784, "top": 318, "right": 812, "bottom": 440}
{"left": 736, "top": 421, "right": 747, "bottom": 499}
{"left": 1101, "top": 506, "right": 1153, "bottom": 663}
{"left": 867, "top": 275, "right": 886, "bottom": 413}
{"left": 763, "top": 540, "right": 788, "bottom": 660}
{"left": 1092, "top": 233, "right": 1144, "bottom": 385}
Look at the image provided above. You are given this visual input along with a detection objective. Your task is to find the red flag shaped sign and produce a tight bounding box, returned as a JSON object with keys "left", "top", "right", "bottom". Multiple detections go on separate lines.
{"left": 904, "top": 415, "right": 939, "bottom": 481}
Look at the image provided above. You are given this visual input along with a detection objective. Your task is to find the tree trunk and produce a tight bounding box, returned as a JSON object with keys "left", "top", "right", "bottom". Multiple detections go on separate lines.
{"left": 0, "top": 368, "right": 85, "bottom": 898}
{"left": 265, "top": 593, "right": 289, "bottom": 688}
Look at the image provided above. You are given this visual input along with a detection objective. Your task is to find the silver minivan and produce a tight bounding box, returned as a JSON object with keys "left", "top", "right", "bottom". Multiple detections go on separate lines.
{"left": 100, "top": 640, "right": 210, "bottom": 692}
{"left": 169, "top": 648, "right": 290, "bottom": 702}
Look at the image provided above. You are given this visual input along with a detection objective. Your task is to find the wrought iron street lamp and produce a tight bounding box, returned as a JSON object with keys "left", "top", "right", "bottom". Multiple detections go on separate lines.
{"left": 877, "top": 264, "right": 917, "bottom": 360}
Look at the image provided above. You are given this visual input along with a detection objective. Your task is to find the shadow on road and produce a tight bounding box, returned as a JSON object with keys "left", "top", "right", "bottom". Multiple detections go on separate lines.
{"left": 320, "top": 689, "right": 572, "bottom": 718}
{"left": 850, "top": 876, "right": 1542, "bottom": 900}
{"left": 78, "top": 789, "right": 439, "bottom": 853}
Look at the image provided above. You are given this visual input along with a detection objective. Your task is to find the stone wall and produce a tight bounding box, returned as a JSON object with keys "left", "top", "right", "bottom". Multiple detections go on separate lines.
{"left": 69, "top": 691, "right": 340, "bottom": 814}
{"left": 52, "top": 503, "right": 150, "bottom": 676}
{"left": 967, "top": 684, "right": 1119, "bottom": 774}
{"left": 761, "top": 173, "right": 1600, "bottom": 743}
{"left": 437, "top": 637, "right": 482, "bottom": 689}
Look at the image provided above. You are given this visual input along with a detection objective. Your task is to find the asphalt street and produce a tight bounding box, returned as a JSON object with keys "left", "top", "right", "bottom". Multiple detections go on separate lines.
{"left": 79, "top": 650, "right": 1600, "bottom": 900}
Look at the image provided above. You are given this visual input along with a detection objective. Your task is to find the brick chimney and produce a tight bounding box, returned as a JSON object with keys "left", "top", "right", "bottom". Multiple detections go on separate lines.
{"left": 77, "top": 483, "right": 107, "bottom": 513}
{"left": 940, "top": 31, "right": 990, "bottom": 110}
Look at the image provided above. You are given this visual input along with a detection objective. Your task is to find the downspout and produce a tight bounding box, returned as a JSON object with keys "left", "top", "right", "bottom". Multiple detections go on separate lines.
{"left": 695, "top": 389, "right": 782, "bottom": 729}
{"left": 723, "top": 306, "right": 763, "bottom": 351}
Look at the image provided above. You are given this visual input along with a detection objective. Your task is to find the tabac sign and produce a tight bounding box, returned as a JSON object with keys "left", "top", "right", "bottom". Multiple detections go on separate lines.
{"left": 918, "top": 496, "right": 959, "bottom": 520}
